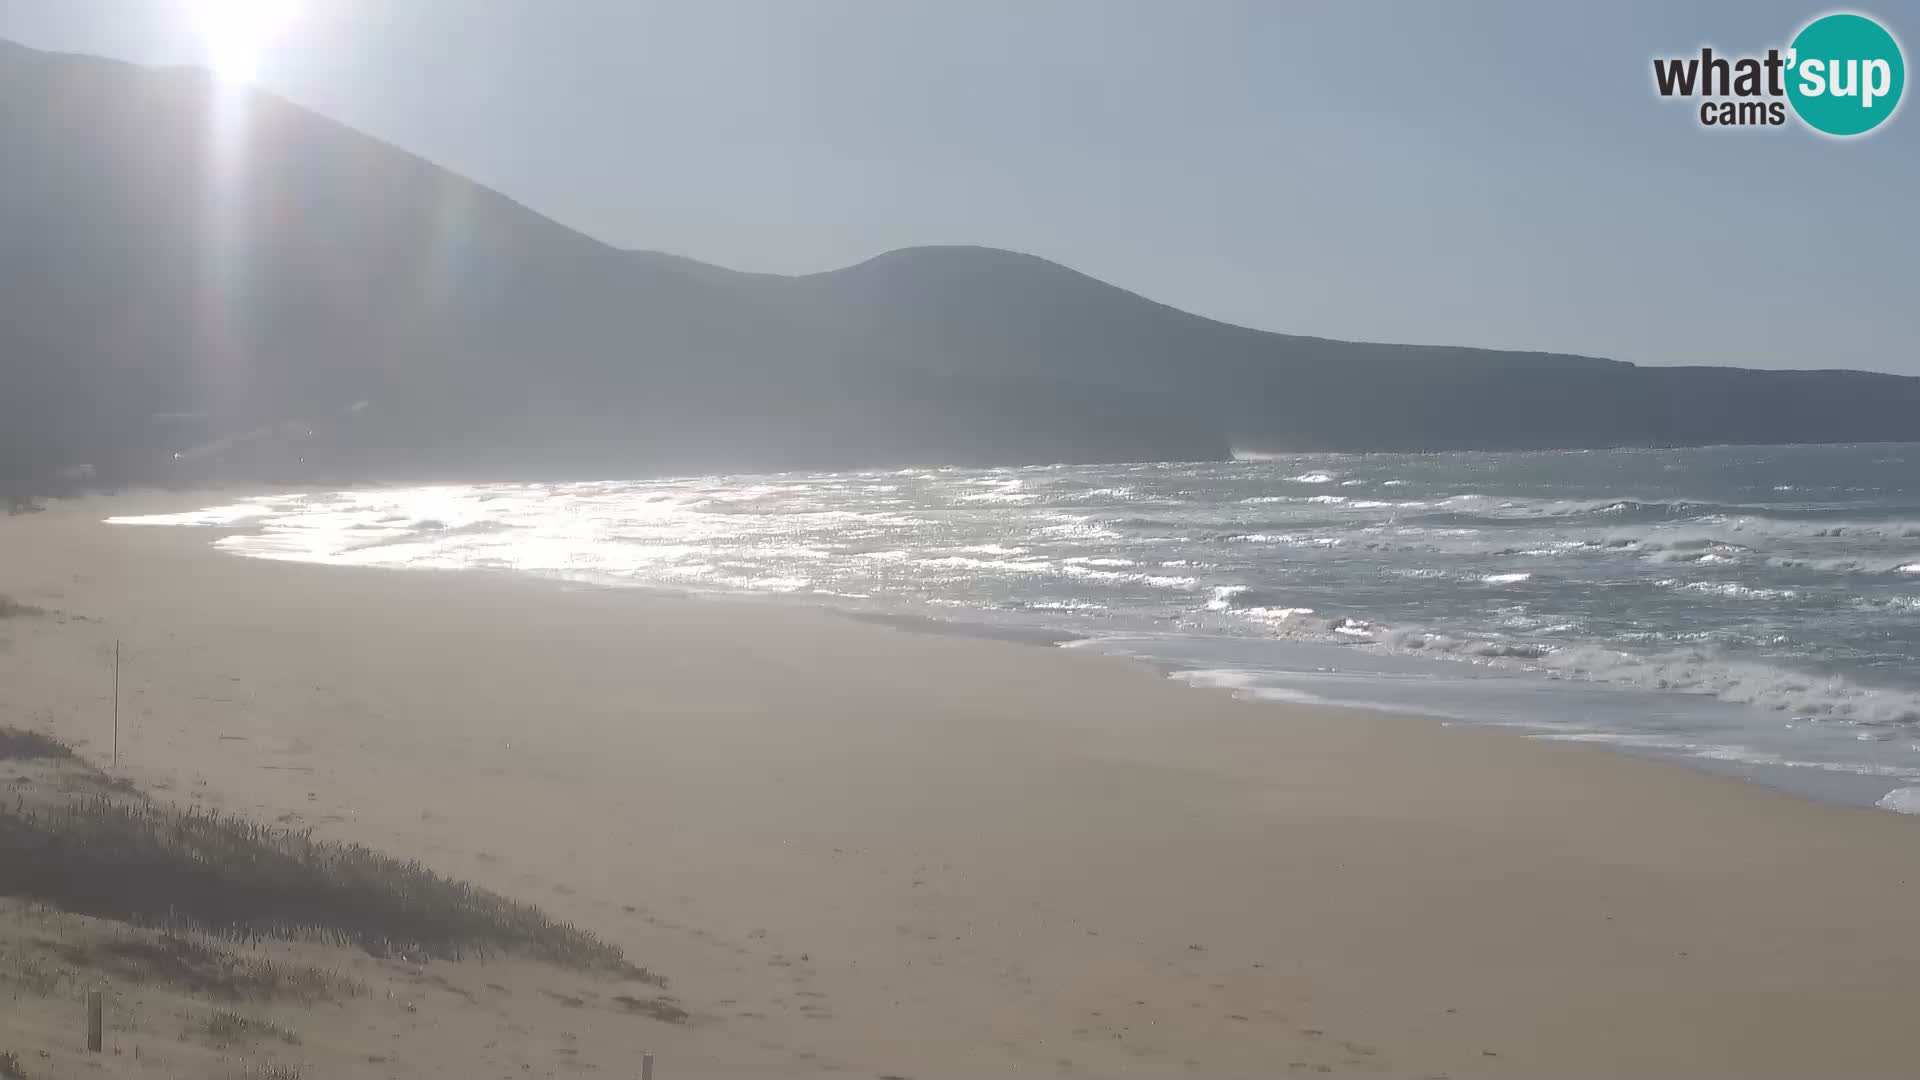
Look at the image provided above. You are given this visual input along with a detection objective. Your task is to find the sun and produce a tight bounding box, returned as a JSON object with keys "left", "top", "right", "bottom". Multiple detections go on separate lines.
{"left": 189, "top": 0, "right": 299, "bottom": 82}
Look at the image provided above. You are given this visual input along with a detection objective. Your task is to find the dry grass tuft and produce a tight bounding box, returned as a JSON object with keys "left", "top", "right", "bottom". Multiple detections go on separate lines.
{"left": 0, "top": 795, "right": 635, "bottom": 972}
{"left": 0, "top": 596, "right": 47, "bottom": 620}
{"left": 612, "top": 992, "right": 690, "bottom": 1024}
{"left": 0, "top": 950, "right": 65, "bottom": 997}
{"left": 199, "top": 1009, "right": 301, "bottom": 1047}
{"left": 0, "top": 729, "right": 71, "bottom": 762}
{"left": 45, "top": 934, "right": 364, "bottom": 1003}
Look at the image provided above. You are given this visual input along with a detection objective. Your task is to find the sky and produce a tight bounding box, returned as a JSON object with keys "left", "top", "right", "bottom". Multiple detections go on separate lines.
{"left": 0, "top": 0, "right": 1915, "bottom": 373}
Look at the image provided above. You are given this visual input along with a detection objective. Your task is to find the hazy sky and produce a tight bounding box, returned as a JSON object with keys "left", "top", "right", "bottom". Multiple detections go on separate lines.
{"left": 2, "top": 0, "right": 1915, "bottom": 373}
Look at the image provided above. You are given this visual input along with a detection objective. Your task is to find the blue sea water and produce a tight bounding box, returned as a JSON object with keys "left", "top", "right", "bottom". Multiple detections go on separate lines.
{"left": 113, "top": 443, "right": 1920, "bottom": 811}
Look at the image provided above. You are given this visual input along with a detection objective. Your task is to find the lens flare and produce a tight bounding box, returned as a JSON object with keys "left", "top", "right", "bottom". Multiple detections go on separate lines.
{"left": 189, "top": 0, "right": 299, "bottom": 82}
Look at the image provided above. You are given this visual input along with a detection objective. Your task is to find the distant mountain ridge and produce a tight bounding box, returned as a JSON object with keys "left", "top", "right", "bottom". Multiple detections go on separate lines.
{"left": 5, "top": 38, "right": 1919, "bottom": 499}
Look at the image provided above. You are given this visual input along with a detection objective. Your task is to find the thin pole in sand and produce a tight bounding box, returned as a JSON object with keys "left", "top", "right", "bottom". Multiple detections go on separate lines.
{"left": 86, "top": 987, "right": 103, "bottom": 1052}
{"left": 641, "top": 1050, "right": 654, "bottom": 1079}
{"left": 111, "top": 640, "right": 120, "bottom": 768}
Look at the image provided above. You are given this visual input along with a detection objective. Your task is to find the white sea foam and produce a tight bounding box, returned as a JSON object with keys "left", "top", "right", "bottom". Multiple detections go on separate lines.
{"left": 1685, "top": 749, "right": 1920, "bottom": 782}
{"left": 1036, "top": 516, "right": 1120, "bottom": 540}
{"left": 916, "top": 556, "right": 1053, "bottom": 572}
{"left": 1204, "top": 585, "right": 1374, "bottom": 639}
{"left": 1535, "top": 644, "right": 1920, "bottom": 725}
{"left": 1768, "top": 555, "right": 1920, "bottom": 575}
{"left": 1645, "top": 547, "right": 1742, "bottom": 564}
{"left": 1666, "top": 581, "right": 1799, "bottom": 601}
{"left": 1233, "top": 533, "right": 1341, "bottom": 546}
{"left": 1206, "top": 585, "right": 1288, "bottom": 611}
{"left": 958, "top": 491, "right": 1040, "bottom": 503}
{"left": 854, "top": 549, "right": 911, "bottom": 561}
{"left": 1021, "top": 599, "right": 1108, "bottom": 613}
{"left": 1877, "top": 787, "right": 1920, "bottom": 814}
{"left": 1389, "top": 631, "right": 1552, "bottom": 660}
{"left": 1060, "top": 565, "right": 1196, "bottom": 589}
{"left": 1529, "top": 731, "right": 1699, "bottom": 751}
{"left": 108, "top": 499, "right": 288, "bottom": 527}
{"left": 1856, "top": 595, "right": 1920, "bottom": 611}
{"left": 1617, "top": 518, "right": 1920, "bottom": 548}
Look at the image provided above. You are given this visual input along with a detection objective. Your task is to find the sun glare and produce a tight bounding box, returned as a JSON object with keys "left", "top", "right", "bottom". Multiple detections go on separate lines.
{"left": 189, "top": 0, "right": 299, "bottom": 83}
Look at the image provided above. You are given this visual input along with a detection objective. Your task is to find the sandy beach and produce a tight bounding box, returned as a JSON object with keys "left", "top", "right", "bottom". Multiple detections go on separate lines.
{"left": 5, "top": 492, "right": 1920, "bottom": 1078}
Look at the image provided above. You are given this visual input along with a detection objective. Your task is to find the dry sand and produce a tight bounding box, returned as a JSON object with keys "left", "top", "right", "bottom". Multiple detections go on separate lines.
{"left": 4, "top": 492, "right": 1920, "bottom": 1077}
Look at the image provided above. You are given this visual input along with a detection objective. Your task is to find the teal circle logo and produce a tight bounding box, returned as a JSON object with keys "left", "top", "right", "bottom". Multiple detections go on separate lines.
{"left": 1787, "top": 13, "right": 1905, "bottom": 136}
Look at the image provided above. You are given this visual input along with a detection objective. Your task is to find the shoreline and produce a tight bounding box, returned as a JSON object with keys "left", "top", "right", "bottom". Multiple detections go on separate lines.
{"left": 96, "top": 483, "right": 1920, "bottom": 818}
{"left": 7, "top": 491, "right": 1920, "bottom": 1074}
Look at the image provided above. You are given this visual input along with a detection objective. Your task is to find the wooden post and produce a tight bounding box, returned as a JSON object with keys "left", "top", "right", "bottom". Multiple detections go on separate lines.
{"left": 641, "top": 1050, "right": 654, "bottom": 1080}
{"left": 86, "top": 988, "right": 103, "bottom": 1052}
{"left": 112, "top": 640, "right": 120, "bottom": 768}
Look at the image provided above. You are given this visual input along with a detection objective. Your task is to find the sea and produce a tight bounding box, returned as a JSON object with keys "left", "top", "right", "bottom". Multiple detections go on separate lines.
{"left": 111, "top": 443, "right": 1920, "bottom": 814}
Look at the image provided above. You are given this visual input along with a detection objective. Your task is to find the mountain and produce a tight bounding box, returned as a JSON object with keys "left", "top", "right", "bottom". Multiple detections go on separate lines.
{"left": 5, "top": 39, "right": 1919, "bottom": 501}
